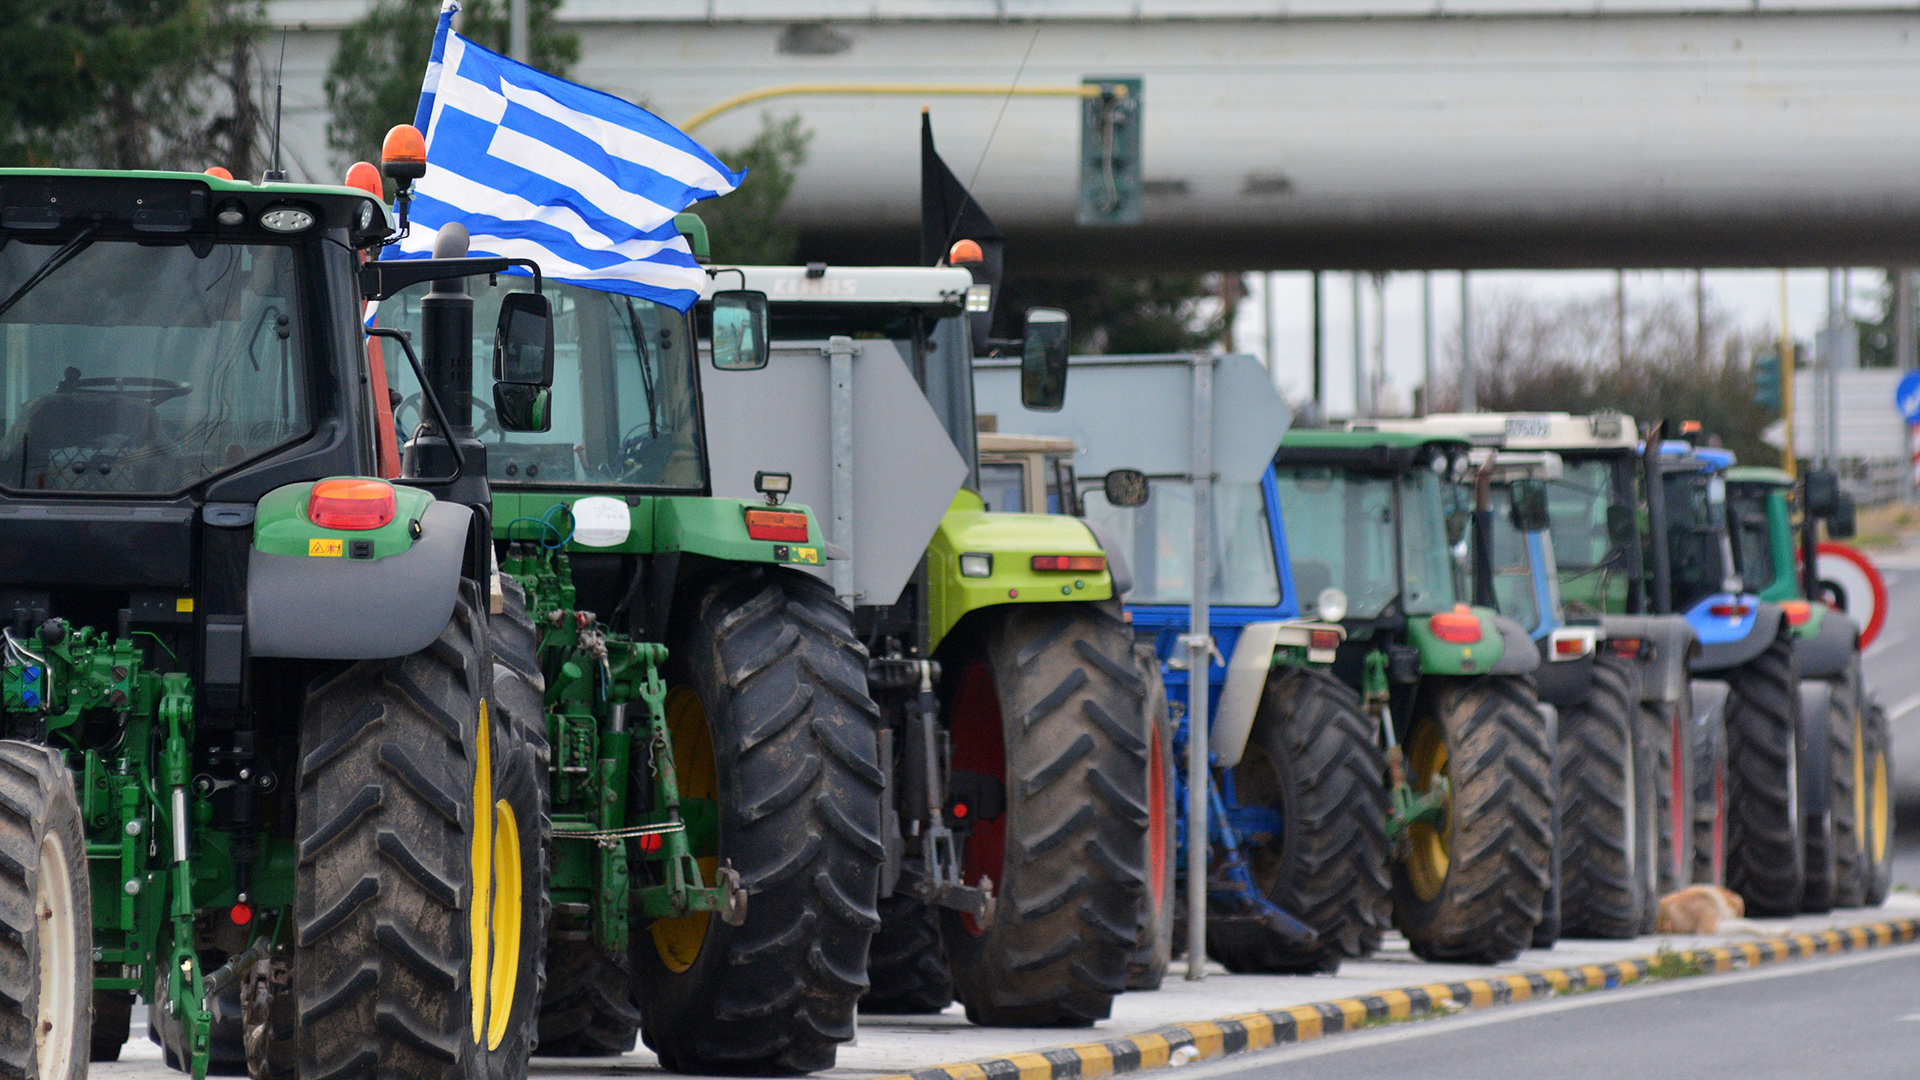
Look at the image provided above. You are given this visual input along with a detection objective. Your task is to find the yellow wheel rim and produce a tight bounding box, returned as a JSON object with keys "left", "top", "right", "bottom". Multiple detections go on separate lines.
{"left": 1872, "top": 747, "right": 1891, "bottom": 866}
{"left": 486, "top": 798, "right": 522, "bottom": 1051}
{"left": 1854, "top": 712, "right": 1870, "bottom": 863}
{"left": 1405, "top": 718, "right": 1452, "bottom": 903}
{"left": 652, "top": 686, "right": 718, "bottom": 974}
{"left": 469, "top": 701, "right": 493, "bottom": 1043}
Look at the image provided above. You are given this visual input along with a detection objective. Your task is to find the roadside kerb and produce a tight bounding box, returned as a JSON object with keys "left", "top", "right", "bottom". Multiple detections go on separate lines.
{"left": 878, "top": 918, "right": 1920, "bottom": 1080}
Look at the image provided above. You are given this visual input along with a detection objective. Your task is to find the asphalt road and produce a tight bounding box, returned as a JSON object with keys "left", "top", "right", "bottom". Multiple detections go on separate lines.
{"left": 1174, "top": 945, "right": 1920, "bottom": 1080}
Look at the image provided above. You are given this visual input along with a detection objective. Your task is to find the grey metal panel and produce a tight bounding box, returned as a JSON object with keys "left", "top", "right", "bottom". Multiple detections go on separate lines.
{"left": 701, "top": 338, "right": 969, "bottom": 606}
{"left": 1601, "top": 613, "right": 1697, "bottom": 704}
{"left": 973, "top": 354, "right": 1289, "bottom": 485}
{"left": 1488, "top": 613, "right": 1541, "bottom": 675}
{"left": 248, "top": 501, "right": 471, "bottom": 660}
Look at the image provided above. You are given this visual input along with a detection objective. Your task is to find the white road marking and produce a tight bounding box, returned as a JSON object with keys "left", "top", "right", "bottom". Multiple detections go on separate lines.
{"left": 1888, "top": 692, "right": 1920, "bottom": 722}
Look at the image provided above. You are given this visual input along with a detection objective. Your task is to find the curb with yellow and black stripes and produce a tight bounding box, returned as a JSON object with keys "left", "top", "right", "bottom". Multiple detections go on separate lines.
{"left": 880, "top": 918, "right": 1920, "bottom": 1080}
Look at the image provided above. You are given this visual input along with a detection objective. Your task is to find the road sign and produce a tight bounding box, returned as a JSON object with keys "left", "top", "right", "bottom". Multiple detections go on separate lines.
{"left": 1815, "top": 541, "right": 1887, "bottom": 650}
{"left": 1896, "top": 370, "right": 1920, "bottom": 423}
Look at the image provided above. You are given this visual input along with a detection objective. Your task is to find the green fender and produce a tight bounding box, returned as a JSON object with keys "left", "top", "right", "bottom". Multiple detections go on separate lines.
{"left": 926, "top": 490, "right": 1114, "bottom": 652}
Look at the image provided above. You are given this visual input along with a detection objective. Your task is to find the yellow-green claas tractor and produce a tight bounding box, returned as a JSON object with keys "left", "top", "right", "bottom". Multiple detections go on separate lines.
{"left": 694, "top": 246, "right": 1151, "bottom": 1027}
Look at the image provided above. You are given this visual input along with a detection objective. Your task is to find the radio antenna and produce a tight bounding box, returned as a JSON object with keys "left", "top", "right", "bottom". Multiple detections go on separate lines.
{"left": 264, "top": 29, "right": 288, "bottom": 181}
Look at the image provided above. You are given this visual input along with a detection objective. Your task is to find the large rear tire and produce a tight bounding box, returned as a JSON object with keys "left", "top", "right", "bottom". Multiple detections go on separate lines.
{"left": 1824, "top": 656, "right": 1867, "bottom": 909}
{"left": 1557, "top": 654, "right": 1659, "bottom": 939}
{"left": 1125, "top": 646, "right": 1175, "bottom": 991}
{"left": 1392, "top": 677, "right": 1553, "bottom": 965}
{"left": 1648, "top": 690, "right": 1697, "bottom": 896}
{"left": 1860, "top": 698, "right": 1895, "bottom": 906}
{"left": 1216, "top": 665, "right": 1390, "bottom": 973}
{"left": 634, "top": 568, "right": 883, "bottom": 1075}
{"left": 861, "top": 896, "right": 953, "bottom": 1014}
{"left": 0, "top": 740, "right": 89, "bottom": 1080}
{"left": 294, "top": 585, "right": 543, "bottom": 1080}
{"left": 1722, "top": 634, "right": 1805, "bottom": 917}
{"left": 943, "top": 602, "right": 1147, "bottom": 1027}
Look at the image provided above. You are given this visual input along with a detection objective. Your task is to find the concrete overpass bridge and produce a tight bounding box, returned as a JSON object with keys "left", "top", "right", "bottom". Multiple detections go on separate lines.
{"left": 270, "top": 1, "right": 1920, "bottom": 272}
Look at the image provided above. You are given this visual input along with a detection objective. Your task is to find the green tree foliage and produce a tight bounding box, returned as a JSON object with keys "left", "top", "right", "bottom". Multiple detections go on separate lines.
{"left": 0, "top": 0, "right": 266, "bottom": 171}
{"left": 325, "top": 0, "right": 577, "bottom": 173}
{"left": 696, "top": 114, "right": 811, "bottom": 266}
{"left": 996, "top": 272, "right": 1237, "bottom": 354}
{"left": 1430, "top": 288, "right": 1774, "bottom": 464}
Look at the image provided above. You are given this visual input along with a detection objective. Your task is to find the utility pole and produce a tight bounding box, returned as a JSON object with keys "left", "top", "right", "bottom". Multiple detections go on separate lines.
{"left": 510, "top": 0, "right": 530, "bottom": 62}
{"left": 1421, "top": 272, "right": 1433, "bottom": 416}
{"left": 1780, "top": 270, "right": 1796, "bottom": 477}
{"left": 1372, "top": 272, "right": 1388, "bottom": 416}
{"left": 1351, "top": 274, "right": 1366, "bottom": 417}
{"left": 1312, "top": 272, "right": 1324, "bottom": 420}
{"left": 1694, "top": 270, "right": 1706, "bottom": 367}
{"left": 1460, "top": 272, "right": 1475, "bottom": 411}
{"left": 1615, "top": 269, "right": 1628, "bottom": 371}
{"left": 1263, "top": 271, "right": 1277, "bottom": 374}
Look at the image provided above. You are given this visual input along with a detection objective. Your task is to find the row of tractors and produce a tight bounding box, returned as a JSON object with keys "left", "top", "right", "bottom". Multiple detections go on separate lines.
{"left": 0, "top": 133, "right": 1893, "bottom": 1080}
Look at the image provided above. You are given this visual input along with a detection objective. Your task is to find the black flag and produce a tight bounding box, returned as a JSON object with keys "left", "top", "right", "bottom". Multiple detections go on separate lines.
{"left": 921, "top": 110, "right": 1004, "bottom": 353}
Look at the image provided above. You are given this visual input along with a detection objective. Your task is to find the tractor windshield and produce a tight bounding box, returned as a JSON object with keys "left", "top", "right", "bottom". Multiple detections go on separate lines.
{"left": 383, "top": 280, "right": 705, "bottom": 490}
{"left": 1080, "top": 479, "right": 1281, "bottom": 607}
{"left": 1662, "top": 469, "right": 1733, "bottom": 611}
{"left": 1486, "top": 486, "right": 1542, "bottom": 633}
{"left": 1273, "top": 465, "right": 1459, "bottom": 621}
{"left": 1725, "top": 486, "right": 1783, "bottom": 596}
{"left": 0, "top": 239, "right": 309, "bottom": 494}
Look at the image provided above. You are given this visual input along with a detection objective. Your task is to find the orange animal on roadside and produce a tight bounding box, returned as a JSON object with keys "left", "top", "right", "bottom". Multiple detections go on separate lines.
{"left": 1656, "top": 885, "right": 1762, "bottom": 935}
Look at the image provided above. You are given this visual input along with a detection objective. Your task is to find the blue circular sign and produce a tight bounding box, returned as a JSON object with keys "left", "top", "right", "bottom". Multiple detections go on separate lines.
{"left": 1899, "top": 370, "right": 1920, "bottom": 424}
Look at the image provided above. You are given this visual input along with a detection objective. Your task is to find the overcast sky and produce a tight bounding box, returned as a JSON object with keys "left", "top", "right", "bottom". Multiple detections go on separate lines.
{"left": 1238, "top": 267, "right": 1888, "bottom": 418}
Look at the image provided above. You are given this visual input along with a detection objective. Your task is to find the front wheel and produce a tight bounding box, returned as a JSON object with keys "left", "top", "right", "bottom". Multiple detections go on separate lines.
{"left": 1722, "top": 634, "right": 1805, "bottom": 917}
{"left": 635, "top": 568, "right": 884, "bottom": 1075}
{"left": 0, "top": 740, "right": 90, "bottom": 1080}
{"left": 1392, "top": 677, "right": 1553, "bottom": 965}
{"left": 1217, "top": 665, "right": 1390, "bottom": 973}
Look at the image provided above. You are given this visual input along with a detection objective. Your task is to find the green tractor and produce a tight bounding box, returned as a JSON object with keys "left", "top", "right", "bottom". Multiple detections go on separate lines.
{"left": 374, "top": 236, "right": 885, "bottom": 1070}
{"left": 691, "top": 255, "right": 1149, "bottom": 1025}
{"left": 0, "top": 163, "right": 570, "bottom": 1080}
{"left": 1271, "top": 430, "right": 1554, "bottom": 963}
{"left": 1722, "top": 465, "right": 1894, "bottom": 908}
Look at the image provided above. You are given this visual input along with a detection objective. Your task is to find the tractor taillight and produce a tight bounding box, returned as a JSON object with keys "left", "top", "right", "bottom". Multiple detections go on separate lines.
{"left": 1709, "top": 603, "right": 1752, "bottom": 619}
{"left": 1429, "top": 605, "right": 1483, "bottom": 644}
{"left": 744, "top": 509, "right": 809, "bottom": 542}
{"left": 1555, "top": 636, "right": 1588, "bottom": 657}
{"left": 1781, "top": 600, "right": 1812, "bottom": 626}
{"left": 308, "top": 479, "right": 396, "bottom": 531}
{"left": 1031, "top": 555, "right": 1105, "bottom": 572}
{"left": 1309, "top": 629, "right": 1342, "bottom": 651}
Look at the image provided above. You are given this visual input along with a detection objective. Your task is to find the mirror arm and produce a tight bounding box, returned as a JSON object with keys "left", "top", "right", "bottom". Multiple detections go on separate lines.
{"left": 368, "top": 326, "right": 464, "bottom": 485}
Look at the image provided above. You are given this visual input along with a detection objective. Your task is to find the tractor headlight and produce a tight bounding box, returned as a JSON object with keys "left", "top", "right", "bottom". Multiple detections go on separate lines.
{"left": 1316, "top": 587, "right": 1348, "bottom": 623}
{"left": 959, "top": 553, "right": 993, "bottom": 578}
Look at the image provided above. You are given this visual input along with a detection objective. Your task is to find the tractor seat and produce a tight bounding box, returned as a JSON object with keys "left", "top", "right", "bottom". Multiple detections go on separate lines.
{"left": 0, "top": 390, "right": 174, "bottom": 492}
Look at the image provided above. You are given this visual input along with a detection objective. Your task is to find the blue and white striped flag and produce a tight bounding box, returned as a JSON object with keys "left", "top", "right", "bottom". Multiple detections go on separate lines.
{"left": 395, "top": 1, "right": 744, "bottom": 311}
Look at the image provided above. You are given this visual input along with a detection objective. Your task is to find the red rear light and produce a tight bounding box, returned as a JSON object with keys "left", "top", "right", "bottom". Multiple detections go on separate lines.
{"left": 1554, "top": 636, "right": 1587, "bottom": 657}
{"left": 1709, "top": 603, "right": 1752, "bottom": 619}
{"left": 230, "top": 903, "right": 252, "bottom": 926}
{"left": 308, "top": 479, "right": 396, "bottom": 531}
{"left": 1780, "top": 600, "right": 1812, "bottom": 626}
{"left": 744, "top": 508, "right": 809, "bottom": 542}
{"left": 1031, "top": 555, "right": 1106, "bottom": 572}
{"left": 1309, "top": 629, "right": 1341, "bottom": 651}
{"left": 1429, "top": 605, "right": 1483, "bottom": 644}
{"left": 1610, "top": 637, "right": 1642, "bottom": 658}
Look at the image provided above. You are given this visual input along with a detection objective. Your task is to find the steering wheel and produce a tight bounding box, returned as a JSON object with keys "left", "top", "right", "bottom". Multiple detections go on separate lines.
{"left": 62, "top": 376, "right": 192, "bottom": 404}
{"left": 396, "top": 392, "right": 503, "bottom": 441}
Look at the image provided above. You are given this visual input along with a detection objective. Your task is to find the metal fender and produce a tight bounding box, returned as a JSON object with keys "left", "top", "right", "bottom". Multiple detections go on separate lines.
{"left": 1601, "top": 613, "right": 1697, "bottom": 705}
{"left": 1797, "top": 678, "right": 1834, "bottom": 822}
{"left": 1693, "top": 603, "right": 1785, "bottom": 674}
{"left": 249, "top": 501, "right": 473, "bottom": 660}
{"left": 1210, "top": 621, "right": 1335, "bottom": 767}
{"left": 1487, "top": 612, "right": 1541, "bottom": 675}
{"left": 1791, "top": 607, "right": 1859, "bottom": 682}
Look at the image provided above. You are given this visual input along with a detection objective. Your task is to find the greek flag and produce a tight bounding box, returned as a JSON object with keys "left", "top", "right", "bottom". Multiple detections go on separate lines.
{"left": 395, "top": 1, "right": 744, "bottom": 311}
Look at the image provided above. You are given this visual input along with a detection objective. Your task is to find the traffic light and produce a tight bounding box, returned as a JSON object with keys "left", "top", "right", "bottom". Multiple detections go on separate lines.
{"left": 1753, "top": 349, "right": 1781, "bottom": 411}
{"left": 1078, "top": 77, "right": 1143, "bottom": 226}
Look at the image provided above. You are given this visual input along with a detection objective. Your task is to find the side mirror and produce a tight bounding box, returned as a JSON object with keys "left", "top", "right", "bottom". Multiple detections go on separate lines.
{"left": 1508, "top": 481, "right": 1551, "bottom": 533}
{"left": 492, "top": 291, "right": 554, "bottom": 386}
{"left": 1103, "top": 468, "right": 1149, "bottom": 508}
{"left": 1606, "top": 504, "right": 1637, "bottom": 548}
{"left": 494, "top": 383, "right": 551, "bottom": 433}
{"left": 1803, "top": 469, "right": 1840, "bottom": 519}
{"left": 1020, "top": 307, "right": 1070, "bottom": 411}
{"left": 711, "top": 290, "right": 769, "bottom": 371}
{"left": 1829, "top": 492, "right": 1857, "bottom": 539}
